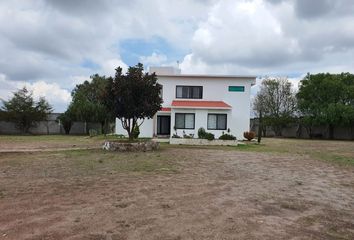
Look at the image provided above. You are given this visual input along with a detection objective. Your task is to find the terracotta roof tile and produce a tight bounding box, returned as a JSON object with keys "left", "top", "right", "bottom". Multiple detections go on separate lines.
{"left": 171, "top": 100, "right": 231, "bottom": 109}
{"left": 160, "top": 107, "right": 171, "bottom": 112}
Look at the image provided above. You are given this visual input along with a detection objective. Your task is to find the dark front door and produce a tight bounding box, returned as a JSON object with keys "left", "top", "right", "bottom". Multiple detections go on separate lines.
{"left": 157, "top": 116, "right": 171, "bottom": 135}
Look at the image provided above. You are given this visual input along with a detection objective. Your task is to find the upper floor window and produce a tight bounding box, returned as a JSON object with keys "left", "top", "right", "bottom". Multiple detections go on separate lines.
{"left": 176, "top": 86, "right": 203, "bottom": 99}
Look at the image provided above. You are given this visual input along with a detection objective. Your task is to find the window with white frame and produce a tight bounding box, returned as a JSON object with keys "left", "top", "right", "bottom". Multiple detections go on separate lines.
{"left": 207, "top": 114, "right": 227, "bottom": 130}
{"left": 175, "top": 113, "right": 195, "bottom": 129}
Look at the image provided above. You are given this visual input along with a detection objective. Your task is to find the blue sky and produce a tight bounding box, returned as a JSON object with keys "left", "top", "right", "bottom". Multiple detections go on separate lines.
{"left": 0, "top": 0, "right": 353, "bottom": 112}
{"left": 119, "top": 36, "right": 186, "bottom": 67}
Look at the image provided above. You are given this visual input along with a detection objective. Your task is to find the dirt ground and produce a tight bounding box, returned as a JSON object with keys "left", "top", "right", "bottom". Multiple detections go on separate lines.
{"left": 0, "top": 135, "right": 101, "bottom": 152}
{"left": 0, "top": 138, "right": 354, "bottom": 239}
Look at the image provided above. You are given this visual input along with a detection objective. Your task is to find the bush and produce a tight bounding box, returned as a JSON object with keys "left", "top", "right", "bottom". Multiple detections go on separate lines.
{"left": 132, "top": 125, "right": 140, "bottom": 139}
{"left": 243, "top": 131, "right": 256, "bottom": 141}
{"left": 198, "top": 127, "right": 214, "bottom": 140}
{"left": 219, "top": 133, "right": 236, "bottom": 140}
{"left": 89, "top": 129, "right": 98, "bottom": 137}
{"left": 198, "top": 127, "right": 206, "bottom": 138}
{"left": 204, "top": 132, "right": 215, "bottom": 140}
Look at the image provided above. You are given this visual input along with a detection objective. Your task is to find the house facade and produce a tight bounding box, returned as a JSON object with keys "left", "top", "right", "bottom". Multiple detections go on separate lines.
{"left": 115, "top": 67, "right": 256, "bottom": 140}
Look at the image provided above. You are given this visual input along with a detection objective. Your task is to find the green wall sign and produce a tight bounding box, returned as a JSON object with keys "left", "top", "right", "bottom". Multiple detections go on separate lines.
{"left": 228, "top": 86, "right": 245, "bottom": 92}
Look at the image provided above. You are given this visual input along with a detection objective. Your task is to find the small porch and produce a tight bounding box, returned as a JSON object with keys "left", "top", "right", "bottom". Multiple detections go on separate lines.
{"left": 154, "top": 107, "right": 171, "bottom": 138}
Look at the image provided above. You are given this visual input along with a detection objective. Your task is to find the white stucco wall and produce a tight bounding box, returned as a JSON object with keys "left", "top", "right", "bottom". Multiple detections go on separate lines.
{"left": 159, "top": 76, "right": 254, "bottom": 140}
{"left": 115, "top": 118, "right": 154, "bottom": 138}
{"left": 115, "top": 74, "right": 255, "bottom": 140}
{"left": 171, "top": 108, "right": 231, "bottom": 139}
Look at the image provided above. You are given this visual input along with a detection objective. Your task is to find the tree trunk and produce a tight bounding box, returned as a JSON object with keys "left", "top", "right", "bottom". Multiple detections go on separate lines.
{"left": 121, "top": 118, "right": 133, "bottom": 141}
{"left": 257, "top": 112, "right": 262, "bottom": 143}
{"left": 128, "top": 122, "right": 134, "bottom": 141}
{"left": 101, "top": 121, "right": 105, "bottom": 135}
{"left": 274, "top": 126, "right": 282, "bottom": 137}
{"left": 24, "top": 125, "right": 30, "bottom": 134}
{"left": 262, "top": 127, "right": 267, "bottom": 137}
{"left": 296, "top": 123, "right": 302, "bottom": 138}
{"left": 305, "top": 126, "right": 312, "bottom": 139}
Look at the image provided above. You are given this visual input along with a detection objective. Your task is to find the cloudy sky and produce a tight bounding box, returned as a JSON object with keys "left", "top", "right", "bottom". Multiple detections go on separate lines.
{"left": 1, "top": 0, "right": 353, "bottom": 112}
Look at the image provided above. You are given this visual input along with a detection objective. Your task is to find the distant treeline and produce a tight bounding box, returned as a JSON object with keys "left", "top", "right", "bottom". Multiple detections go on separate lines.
{"left": 253, "top": 73, "right": 354, "bottom": 140}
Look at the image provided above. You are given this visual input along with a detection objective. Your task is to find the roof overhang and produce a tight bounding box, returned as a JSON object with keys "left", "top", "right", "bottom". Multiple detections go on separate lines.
{"left": 157, "top": 74, "right": 257, "bottom": 79}
{"left": 171, "top": 100, "right": 232, "bottom": 110}
{"left": 156, "top": 73, "right": 257, "bottom": 86}
{"left": 158, "top": 107, "right": 171, "bottom": 112}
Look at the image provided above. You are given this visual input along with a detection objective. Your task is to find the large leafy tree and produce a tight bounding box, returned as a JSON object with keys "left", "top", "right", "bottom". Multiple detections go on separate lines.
{"left": 1, "top": 87, "right": 52, "bottom": 133}
{"left": 254, "top": 77, "right": 297, "bottom": 136}
{"left": 297, "top": 73, "right": 354, "bottom": 139}
{"left": 69, "top": 74, "right": 114, "bottom": 134}
{"left": 57, "top": 107, "right": 75, "bottom": 134}
{"left": 110, "top": 63, "right": 162, "bottom": 140}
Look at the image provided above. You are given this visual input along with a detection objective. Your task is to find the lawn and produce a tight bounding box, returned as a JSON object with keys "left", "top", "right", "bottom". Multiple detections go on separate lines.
{"left": 0, "top": 135, "right": 117, "bottom": 152}
{"left": 0, "top": 136, "right": 354, "bottom": 239}
{"left": 236, "top": 138, "right": 354, "bottom": 166}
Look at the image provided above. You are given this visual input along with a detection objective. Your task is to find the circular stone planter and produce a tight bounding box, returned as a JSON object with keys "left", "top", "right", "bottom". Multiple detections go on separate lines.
{"left": 102, "top": 140, "right": 159, "bottom": 152}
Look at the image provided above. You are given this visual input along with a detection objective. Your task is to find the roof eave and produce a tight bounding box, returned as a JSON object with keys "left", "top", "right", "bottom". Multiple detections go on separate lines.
{"left": 157, "top": 74, "right": 257, "bottom": 79}
{"left": 170, "top": 106, "right": 232, "bottom": 110}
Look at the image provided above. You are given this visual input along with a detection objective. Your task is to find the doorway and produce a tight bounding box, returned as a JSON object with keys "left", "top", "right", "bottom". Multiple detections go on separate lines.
{"left": 157, "top": 115, "right": 171, "bottom": 135}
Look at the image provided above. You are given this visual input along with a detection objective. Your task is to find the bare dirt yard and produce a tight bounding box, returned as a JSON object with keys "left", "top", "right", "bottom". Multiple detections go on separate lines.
{"left": 0, "top": 135, "right": 104, "bottom": 152}
{"left": 0, "top": 136, "right": 354, "bottom": 239}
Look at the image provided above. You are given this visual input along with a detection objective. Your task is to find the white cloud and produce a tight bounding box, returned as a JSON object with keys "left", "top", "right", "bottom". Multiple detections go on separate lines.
{"left": 70, "top": 75, "right": 89, "bottom": 87}
{"left": 181, "top": 0, "right": 354, "bottom": 75}
{"left": 1, "top": 0, "right": 354, "bottom": 111}
{"left": 0, "top": 77, "right": 71, "bottom": 112}
{"left": 101, "top": 58, "right": 128, "bottom": 76}
{"left": 139, "top": 52, "right": 168, "bottom": 66}
{"left": 27, "top": 81, "right": 71, "bottom": 104}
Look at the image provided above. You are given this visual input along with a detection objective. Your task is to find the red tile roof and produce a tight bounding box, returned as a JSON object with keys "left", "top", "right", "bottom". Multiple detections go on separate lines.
{"left": 160, "top": 107, "right": 171, "bottom": 112}
{"left": 171, "top": 100, "right": 232, "bottom": 109}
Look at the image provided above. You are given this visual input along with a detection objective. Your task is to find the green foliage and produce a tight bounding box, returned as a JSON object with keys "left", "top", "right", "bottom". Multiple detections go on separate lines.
{"left": 297, "top": 73, "right": 354, "bottom": 139}
{"left": 204, "top": 133, "right": 215, "bottom": 141}
{"left": 132, "top": 125, "right": 140, "bottom": 139}
{"left": 1, "top": 87, "right": 52, "bottom": 133}
{"left": 197, "top": 127, "right": 206, "bottom": 138}
{"left": 69, "top": 74, "right": 114, "bottom": 134}
{"left": 197, "top": 127, "right": 215, "bottom": 140}
{"left": 109, "top": 63, "right": 163, "bottom": 140}
{"left": 254, "top": 77, "right": 297, "bottom": 136}
{"left": 0, "top": 110, "right": 6, "bottom": 121}
{"left": 219, "top": 133, "right": 236, "bottom": 140}
{"left": 57, "top": 108, "right": 75, "bottom": 134}
{"left": 89, "top": 129, "right": 98, "bottom": 137}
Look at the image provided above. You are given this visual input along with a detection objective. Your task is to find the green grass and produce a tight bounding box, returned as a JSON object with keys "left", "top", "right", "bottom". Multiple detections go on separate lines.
{"left": 0, "top": 134, "right": 152, "bottom": 145}
{"left": 313, "top": 153, "right": 354, "bottom": 166}
{"left": 232, "top": 138, "right": 354, "bottom": 166}
{"left": 162, "top": 138, "right": 354, "bottom": 166}
{"left": 1, "top": 135, "right": 353, "bottom": 167}
{"left": 0, "top": 149, "right": 178, "bottom": 178}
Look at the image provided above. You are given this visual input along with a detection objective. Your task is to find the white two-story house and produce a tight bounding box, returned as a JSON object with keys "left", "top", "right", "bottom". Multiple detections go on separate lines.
{"left": 115, "top": 67, "right": 256, "bottom": 140}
